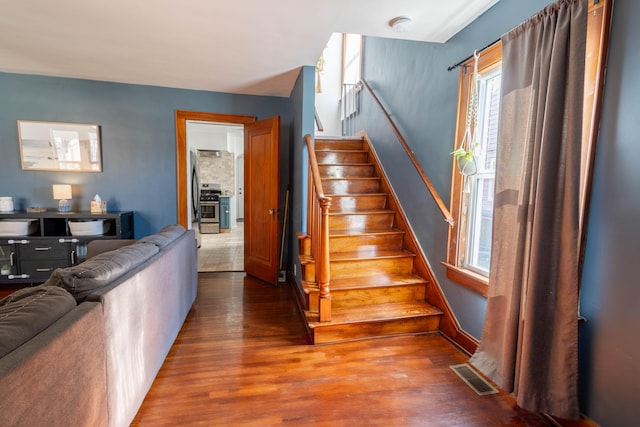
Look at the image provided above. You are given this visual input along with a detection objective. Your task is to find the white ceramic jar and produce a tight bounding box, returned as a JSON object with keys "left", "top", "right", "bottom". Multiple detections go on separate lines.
{"left": 0, "top": 197, "right": 14, "bottom": 213}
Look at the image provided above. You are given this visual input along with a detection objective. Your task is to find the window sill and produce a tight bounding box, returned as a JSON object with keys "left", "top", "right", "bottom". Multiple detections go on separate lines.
{"left": 441, "top": 262, "right": 489, "bottom": 298}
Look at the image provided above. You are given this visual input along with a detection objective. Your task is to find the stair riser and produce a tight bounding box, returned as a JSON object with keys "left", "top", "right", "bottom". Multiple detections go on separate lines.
{"left": 330, "top": 213, "right": 394, "bottom": 230}
{"left": 329, "top": 195, "right": 387, "bottom": 211}
{"left": 315, "top": 140, "right": 363, "bottom": 151}
{"left": 319, "top": 164, "right": 375, "bottom": 178}
{"left": 322, "top": 179, "right": 380, "bottom": 194}
{"left": 300, "top": 262, "right": 315, "bottom": 283}
{"left": 311, "top": 316, "right": 441, "bottom": 344}
{"left": 330, "top": 233, "right": 404, "bottom": 253}
{"left": 297, "top": 233, "right": 311, "bottom": 256}
{"left": 330, "top": 257, "right": 414, "bottom": 278}
{"left": 316, "top": 151, "right": 368, "bottom": 164}
{"left": 307, "top": 292, "right": 318, "bottom": 312}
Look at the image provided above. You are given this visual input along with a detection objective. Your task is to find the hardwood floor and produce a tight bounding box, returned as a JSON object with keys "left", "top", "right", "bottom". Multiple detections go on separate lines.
{"left": 0, "top": 284, "right": 23, "bottom": 299}
{"left": 130, "top": 272, "right": 568, "bottom": 426}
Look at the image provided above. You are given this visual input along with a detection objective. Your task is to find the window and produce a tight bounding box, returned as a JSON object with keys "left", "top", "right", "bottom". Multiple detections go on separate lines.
{"left": 463, "top": 67, "right": 500, "bottom": 275}
{"left": 342, "top": 33, "right": 362, "bottom": 86}
{"left": 444, "top": 0, "right": 612, "bottom": 297}
{"left": 444, "top": 43, "right": 502, "bottom": 296}
{"left": 341, "top": 33, "right": 363, "bottom": 131}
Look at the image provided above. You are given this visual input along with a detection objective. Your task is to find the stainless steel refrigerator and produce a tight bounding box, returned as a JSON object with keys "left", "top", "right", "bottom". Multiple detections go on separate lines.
{"left": 189, "top": 149, "right": 201, "bottom": 247}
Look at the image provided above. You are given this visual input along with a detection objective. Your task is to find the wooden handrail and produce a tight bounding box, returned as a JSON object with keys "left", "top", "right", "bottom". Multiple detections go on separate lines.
{"left": 360, "top": 80, "right": 455, "bottom": 226}
{"left": 314, "top": 108, "right": 324, "bottom": 132}
{"left": 305, "top": 134, "right": 328, "bottom": 204}
{"left": 304, "top": 134, "right": 332, "bottom": 321}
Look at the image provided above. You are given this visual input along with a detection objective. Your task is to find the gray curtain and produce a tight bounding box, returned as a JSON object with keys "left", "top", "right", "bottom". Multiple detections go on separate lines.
{"left": 469, "top": 0, "right": 587, "bottom": 419}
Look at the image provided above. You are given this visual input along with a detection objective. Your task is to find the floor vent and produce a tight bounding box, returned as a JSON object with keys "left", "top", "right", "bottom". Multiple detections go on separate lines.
{"left": 450, "top": 364, "right": 499, "bottom": 396}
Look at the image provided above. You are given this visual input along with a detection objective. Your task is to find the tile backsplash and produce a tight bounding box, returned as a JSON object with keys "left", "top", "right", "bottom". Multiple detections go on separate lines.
{"left": 198, "top": 151, "right": 235, "bottom": 196}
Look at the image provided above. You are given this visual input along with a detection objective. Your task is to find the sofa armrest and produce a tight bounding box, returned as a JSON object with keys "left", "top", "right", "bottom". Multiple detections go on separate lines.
{"left": 85, "top": 229, "right": 197, "bottom": 427}
{"left": 0, "top": 302, "right": 108, "bottom": 427}
{"left": 86, "top": 239, "right": 135, "bottom": 259}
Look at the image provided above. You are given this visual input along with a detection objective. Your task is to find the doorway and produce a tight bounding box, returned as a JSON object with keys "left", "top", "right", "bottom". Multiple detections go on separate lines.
{"left": 176, "top": 111, "right": 255, "bottom": 272}
{"left": 197, "top": 222, "right": 245, "bottom": 271}
{"left": 188, "top": 121, "right": 244, "bottom": 272}
{"left": 176, "top": 111, "right": 281, "bottom": 285}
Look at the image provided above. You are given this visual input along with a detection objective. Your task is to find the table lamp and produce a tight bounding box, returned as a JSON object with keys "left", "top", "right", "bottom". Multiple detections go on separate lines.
{"left": 52, "top": 184, "right": 72, "bottom": 212}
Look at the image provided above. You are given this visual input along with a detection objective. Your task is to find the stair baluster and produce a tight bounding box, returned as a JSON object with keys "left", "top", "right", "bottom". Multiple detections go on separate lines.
{"left": 305, "top": 134, "right": 332, "bottom": 321}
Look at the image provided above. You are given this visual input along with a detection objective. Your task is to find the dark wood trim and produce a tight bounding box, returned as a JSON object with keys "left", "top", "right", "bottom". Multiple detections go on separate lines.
{"left": 291, "top": 274, "right": 314, "bottom": 344}
{"left": 440, "top": 329, "right": 479, "bottom": 356}
{"left": 453, "top": 329, "right": 479, "bottom": 355}
{"left": 174, "top": 110, "right": 255, "bottom": 228}
{"left": 442, "top": 262, "right": 488, "bottom": 298}
{"left": 578, "top": 0, "right": 613, "bottom": 281}
{"left": 545, "top": 413, "right": 602, "bottom": 427}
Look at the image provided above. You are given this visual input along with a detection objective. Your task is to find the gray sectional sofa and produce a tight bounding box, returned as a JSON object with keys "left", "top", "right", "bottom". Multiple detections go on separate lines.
{"left": 0, "top": 224, "right": 198, "bottom": 427}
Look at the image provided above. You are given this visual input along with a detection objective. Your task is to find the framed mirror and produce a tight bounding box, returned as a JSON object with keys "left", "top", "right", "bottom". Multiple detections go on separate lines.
{"left": 18, "top": 120, "right": 102, "bottom": 172}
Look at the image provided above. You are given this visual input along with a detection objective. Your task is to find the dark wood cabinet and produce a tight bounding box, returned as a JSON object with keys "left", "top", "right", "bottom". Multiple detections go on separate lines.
{"left": 0, "top": 211, "right": 133, "bottom": 285}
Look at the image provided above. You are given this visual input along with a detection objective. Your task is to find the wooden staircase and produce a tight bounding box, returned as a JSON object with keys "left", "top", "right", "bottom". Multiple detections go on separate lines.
{"left": 297, "top": 136, "right": 443, "bottom": 344}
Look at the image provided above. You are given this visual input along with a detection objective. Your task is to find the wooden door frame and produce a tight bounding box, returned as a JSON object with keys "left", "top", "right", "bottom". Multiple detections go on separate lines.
{"left": 175, "top": 110, "right": 256, "bottom": 228}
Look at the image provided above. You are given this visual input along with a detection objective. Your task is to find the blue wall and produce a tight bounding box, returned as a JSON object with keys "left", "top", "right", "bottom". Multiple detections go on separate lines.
{"left": 288, "top": 66, "right": 316, "bottom": 281}
{"left": 0, "top": 73, "right": 292, "bottom": 237}
{"left": 361, "top": 0, "right": 640, "bottom": 425}
{"left": 578, "top": 0, "right": 640, "bottom": 425}
{"left": 362, "top": 0, "right": 553, "bottom": 339}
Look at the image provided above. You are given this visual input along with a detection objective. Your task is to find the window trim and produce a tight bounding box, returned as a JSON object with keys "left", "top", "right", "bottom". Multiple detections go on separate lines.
{"left": 340, "top": 33, "right": 363, "bottom": 101}
{"left": 443, "top": 42, "right": 502, "bottom": 295}
{"left": 443, "top": 0, "right": 612, "bottom": 297}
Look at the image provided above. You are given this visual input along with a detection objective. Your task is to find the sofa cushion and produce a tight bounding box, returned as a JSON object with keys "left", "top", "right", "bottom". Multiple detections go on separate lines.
{"left": 0, "top": 285, "right": 76, "bottom": 358}
{"left": 138, "top": 224, "right": 186, "bottom": 248}
{"left": 45, "top": 242, "right": 159, "bottom": 302}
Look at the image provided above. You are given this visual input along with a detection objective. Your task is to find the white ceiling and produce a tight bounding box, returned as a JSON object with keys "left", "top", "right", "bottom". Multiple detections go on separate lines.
{"left": 0, "top": 0, "right": 499, "bottom": 98}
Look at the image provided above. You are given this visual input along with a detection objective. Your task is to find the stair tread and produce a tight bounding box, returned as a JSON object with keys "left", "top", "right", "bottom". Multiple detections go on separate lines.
{"left": 330, "top": 273, "right": 427, "bottom": 290}
{"left": 315, "top": 149, "right": 367, "bottom": 153}
{"left": 331, "top": 249, "right": 415, "bottom": 261}
{"left": 315, "top": 136, "right": 362, "bottom": 141}
{"left": 298, "top": 254, "right": 314, "bottom": 263}
{"left": 307, "top": 301, "right": 442, "bottom": 327}
{"left": 322, "top": 177, "right": 379, "bottom": 181}
{"left": 330, "top": 227, "right": 404, "bottom": 236}
{"left": 315, "top": 143, "right": 363, "bottom": 148}
{"left": 327, "top": 193, "right": 387, "bottom": 197}
{"left": 329, "top": 209, "right": 393, "bottom": 215}
{"left": 318, "top": 162, "right": 373, "bottom": 166}
{"left": 303, "top": 273, "right": 427, "bottom": 292}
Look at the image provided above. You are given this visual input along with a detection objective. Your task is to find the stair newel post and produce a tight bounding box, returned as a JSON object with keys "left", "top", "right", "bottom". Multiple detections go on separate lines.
{"left": 305, "top": 134, "right": 333, "bottom": 322}
{"left": 318, "top": 196, "right": 332, "bottom": 322}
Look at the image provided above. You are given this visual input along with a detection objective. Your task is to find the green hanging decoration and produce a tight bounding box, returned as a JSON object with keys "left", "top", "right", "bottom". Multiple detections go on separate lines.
{"left": 452, "top": 50, "right": 480, "bottom": 178}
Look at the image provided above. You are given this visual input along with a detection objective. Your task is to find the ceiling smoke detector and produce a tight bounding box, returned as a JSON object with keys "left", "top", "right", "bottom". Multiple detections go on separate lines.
{"left": 389, "top": 16, "right": 413, "bottom": 33}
